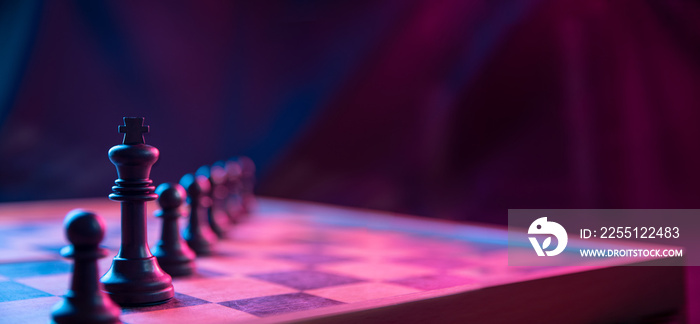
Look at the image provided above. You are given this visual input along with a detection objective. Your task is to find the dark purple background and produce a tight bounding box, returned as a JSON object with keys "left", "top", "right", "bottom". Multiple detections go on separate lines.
{"left": 4, "top": 0, "right": 699, "bottom": 225}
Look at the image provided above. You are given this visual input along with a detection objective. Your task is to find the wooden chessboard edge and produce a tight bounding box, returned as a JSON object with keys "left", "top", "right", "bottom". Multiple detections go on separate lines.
{"left": 249, "top": 264, "right": 685, "bottom": 324}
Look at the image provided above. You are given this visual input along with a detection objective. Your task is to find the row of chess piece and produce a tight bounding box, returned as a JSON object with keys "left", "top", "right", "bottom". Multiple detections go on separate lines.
{"left": 153, "top": 156, "right": 256, "bottom": 277}
{"left": 50, "top": 156, "right": 255, "bottom": 324}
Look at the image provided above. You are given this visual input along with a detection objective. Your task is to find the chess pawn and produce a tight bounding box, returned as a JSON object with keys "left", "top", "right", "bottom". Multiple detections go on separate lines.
{"left": 51, "top": 210, "right": 121, "bottom": 324}
{"left": 196, "top": 165, "right": 227, "bottom": 239}
{"left": 180, "top": 173, "right": 216, "bottom": 256}
{"left": 236, "top": 156, "right": 257, "bottom": 214}
{"left": 223, "top": 160, "right": 244, "bottom": 223}
{"left": 210, "top": 162, "right": 231, "bottom": 223}
{"left": 152, "top": 183, "right": 196, "bottom": 277}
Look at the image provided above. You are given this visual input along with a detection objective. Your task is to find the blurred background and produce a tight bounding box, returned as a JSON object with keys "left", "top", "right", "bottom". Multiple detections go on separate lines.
{"left": 1, "top": 0, "right": 700, "bottom": 226}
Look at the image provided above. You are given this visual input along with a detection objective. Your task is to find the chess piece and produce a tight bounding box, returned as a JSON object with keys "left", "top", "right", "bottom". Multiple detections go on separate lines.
{"left": 222, "top": 160, "right": 243, "bottom": 223}
{"left": 180, "top": 173, "right": 216, "bottom": 256}
{"left": 51, "top": 209, "right": 121, "bottom": 324}
{"left": 152, "top": 183, "right": 196, "bottom": 277}
{"left": 210, "top": 161, "right": 233, "bottom": 226}
{"left": 100, "top": 117, "right": 174, "bottom": 306}
{"left": 196, "top": 165, "right": 227, "bottom": 239}
{"left": 235, "top": 156, "right": 257, "bottom": 215}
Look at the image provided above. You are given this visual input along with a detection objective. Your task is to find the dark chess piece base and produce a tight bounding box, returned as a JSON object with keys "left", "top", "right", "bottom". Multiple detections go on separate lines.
{"left": 52, "top": 298, "right": 122, "bottom": 324}
{"left": 101, "top": 257, "right": 174, "bottom": 306}
{"left": 153, "top": 247, "right": 196, "bottom": 277}
{"left": 183, "top": 227, "right": 215, "bottom": 256}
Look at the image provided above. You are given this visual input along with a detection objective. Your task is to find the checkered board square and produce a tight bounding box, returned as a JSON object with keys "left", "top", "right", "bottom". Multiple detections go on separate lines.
{"left": 0, "top": 198, "right": 686, "bottom": 323}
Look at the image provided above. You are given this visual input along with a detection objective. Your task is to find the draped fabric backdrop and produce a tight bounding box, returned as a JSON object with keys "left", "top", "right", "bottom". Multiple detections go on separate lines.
{"left": 1, "top": 0, "right": 700, "bottom": 226}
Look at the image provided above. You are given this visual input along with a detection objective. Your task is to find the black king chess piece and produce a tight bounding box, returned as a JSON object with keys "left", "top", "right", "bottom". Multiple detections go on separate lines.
{"left": 100, "top": 117, "right": 174, "bottom": 306}
{"left": 152, "top": 183, "right": 197, "bottom": 277}
{"left": 51, "top": 210, "right": 122, "bottom": 324}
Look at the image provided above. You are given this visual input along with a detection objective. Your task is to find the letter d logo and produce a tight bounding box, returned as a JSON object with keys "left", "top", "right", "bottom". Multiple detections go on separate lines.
{"left": 528, "top": 217, "right": 568, "bottom": 256}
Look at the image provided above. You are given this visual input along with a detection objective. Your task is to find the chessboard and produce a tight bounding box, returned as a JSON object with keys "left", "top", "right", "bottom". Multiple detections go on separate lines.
{"left": 0, "top": 197, "right": 686, "bottom": 324}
